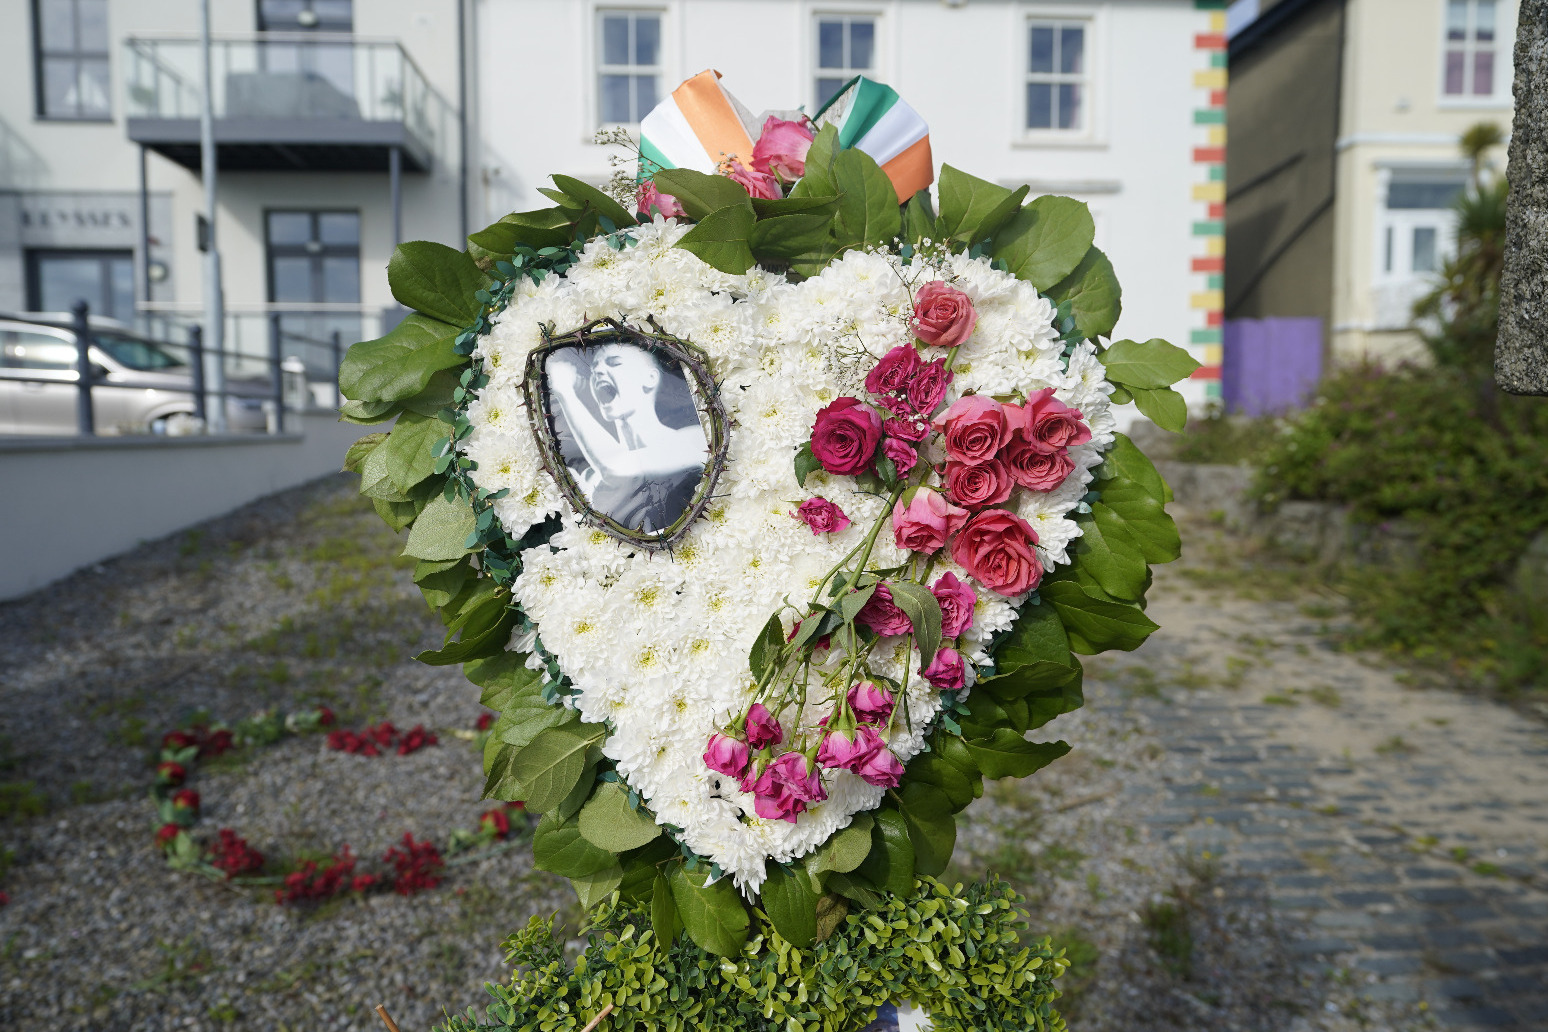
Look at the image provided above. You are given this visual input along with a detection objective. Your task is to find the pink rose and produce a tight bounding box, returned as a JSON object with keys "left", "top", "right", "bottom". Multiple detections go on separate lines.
{"left": 884, "top": 414, "right": 930, "bottom": 442}
{"left": 943, "top": 458, "right": 1014, "bottom": 509}
{"left": 934, "top": 395, "right": 1009, "bottom": 465}
{"left": 811, "top": 397, "right": 884, "bottom": 476}
{"left": 1003, "top": 437, "right": 1076, "bottom": 492}
{"left": 857, "top": 582, "right": 913, "bottom": 637}
{"left": 864, "top": 345, "right": 920, "bottom": 396}
{"left": 723, "top": 159, "right": 782, "bottom": 201}
{"left": 751, "top": 751, "right": 826, "bottom": 823}
{"left": 745, "top": 703, "right": 784, "bottom": 750}
{"left": 847, "top": 681, "right": 895, "bottom": 724}
{"left": 636, "top": 180, "right": 685, "bottom": 219}
{"left": 905, "top": 358, "right": 954, "bottom": 417}
{"left": 951, "top": 510, "right": 1045, "bottom": 597}
{"left": 856, "top": 746, "right": 905, "bottom": 788}
{"left": 751, "top": 116, "right": 815, "bottom": 182}
{"left": 794, "top": 496, "right": 851, "bottom": 535}
{"left": 922, "top": 647, "right": 966, "bottom": 691}
{"left": 703, "top": 733, "right": 750, "bottom": 779}
{"left": 891, "top": 487, "right": 969, "bottom": 554}
{"left": 911, "top": 281, "right": 978, "bottom": 348}
{"left": 932, "top": 573, "right": 977, "bottom": 637}
{"left": 881, "top": 437, "right": 919, "bottom": 477}
{"left": 1021, "top": 387, "right": 1092, "bottom": 451}
{"left": 816, "top": 726, "right": 884, "bottom": 773}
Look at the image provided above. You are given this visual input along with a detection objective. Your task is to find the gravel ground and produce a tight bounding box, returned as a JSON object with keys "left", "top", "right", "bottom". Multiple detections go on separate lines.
{"left": 0, "top": 473, "right": 1341, "bottom": 1031}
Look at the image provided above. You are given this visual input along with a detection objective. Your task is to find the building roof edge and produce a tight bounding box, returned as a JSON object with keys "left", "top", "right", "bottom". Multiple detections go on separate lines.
{"left": 1229, "top": 0, "right": 1336, "bottom": 61}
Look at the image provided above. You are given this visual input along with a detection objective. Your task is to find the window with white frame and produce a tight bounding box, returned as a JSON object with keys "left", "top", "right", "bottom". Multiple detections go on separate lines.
{"left": 1373, "top": 170, "right": 1466, "bottom": 327}
{"left": 597, "top": 10, "right": 661, "bottom": 125}
{"left": 1443, "top": 0, "right": 1499, "bottom": 97}
{"left": 1026, "top": 20, "right": 1088, "bottom": 132}
{"left": 815, "top": 16, "right": 876, "bottom": 110}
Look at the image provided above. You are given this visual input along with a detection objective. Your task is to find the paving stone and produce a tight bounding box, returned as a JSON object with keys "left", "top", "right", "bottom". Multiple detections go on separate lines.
{"left": 1434, "top": 952, "right": 1500, "bottom": 973}
{"left": 1361, "top": 981, "right": 1422, "bottom": 1002}
{"left": 1356, "top": 954, "right": 1425, "bottom": 976}
{"left": 1272, "top": 894, "right": 1329, "bottom": 910}
{"left": 1497, "top": 946, "right": 1548, "bottom": 966}
{"left": 1288, "top": 937, "right": 1353, "bottom": 955}
{"left": 1238, "top": 856, "right": 1303, "bottom": 873}
{"left": 1432, "top": 1005, "right": 1519, "bottom": 1028}
{"left": 1409, "top": 887, "right": 1477, "bottom": 905}
{"left": 1276, "top": 874, "right": 1333, "bottom": 890}
{"left": 1365, "top": 933, "right": 1426, "bottom": 951}
{"left": 1445, "top": 905, "right": 1501, "bottom": 923}
{"left": 1407, "top": 866, "right": 1462, "bottom": 880}
{"left": 1335, "top": 890, "right": 1397, "bottom": 907}
{"left": 1427, "top": 977, "right": 1486, "bottom": 1001}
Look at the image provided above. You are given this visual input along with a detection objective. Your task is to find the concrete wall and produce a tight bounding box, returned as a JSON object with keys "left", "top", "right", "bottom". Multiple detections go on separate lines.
{"left": 0, "top": 413, "right": 369, "bottom": 601}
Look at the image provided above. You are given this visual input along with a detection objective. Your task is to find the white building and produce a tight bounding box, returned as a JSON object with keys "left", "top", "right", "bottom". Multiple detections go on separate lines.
{"left": 475, "top": 0, "right": 1228, "bottom": 409}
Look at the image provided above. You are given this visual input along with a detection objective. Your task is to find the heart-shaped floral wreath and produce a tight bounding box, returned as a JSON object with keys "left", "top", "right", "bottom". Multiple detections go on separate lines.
{"left": 341, "top": 79, "right": 1196, "bottom": 963}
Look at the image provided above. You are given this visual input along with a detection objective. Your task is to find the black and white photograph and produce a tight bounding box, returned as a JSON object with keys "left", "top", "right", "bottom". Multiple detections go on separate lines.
{"left": 543, "top": 339, "right": 710, "bottom": 535}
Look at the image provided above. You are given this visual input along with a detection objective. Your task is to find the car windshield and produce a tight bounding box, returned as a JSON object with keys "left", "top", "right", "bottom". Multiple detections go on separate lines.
{"left": 95, "top": 334, "right": 186, "bottom": 371}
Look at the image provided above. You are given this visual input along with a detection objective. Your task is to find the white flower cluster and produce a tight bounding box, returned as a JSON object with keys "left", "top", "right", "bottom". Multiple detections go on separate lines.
{"left": 462, "top": 218, "right": 1116, "bottom": 893}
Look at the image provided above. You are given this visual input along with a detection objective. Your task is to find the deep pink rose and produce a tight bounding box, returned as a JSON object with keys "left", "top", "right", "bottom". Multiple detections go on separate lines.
{"left": 723, "top": 159, "right": 782, "bottom": 200}
{"left": 751, "top": 751, "right": 826, "bottom": 823}
{"left": 865, "top": 345, "right": 921, "bottom": 396}
{"left": 636, "top": 180, "right": 685, "bottom": 219}
{"left": 891, "top": 487, "right": 969, "bottom": 554}
{"left": 951, "top": 510, "right": 1045, "bottom": 597}
{"left": 943, "top": 458, "right": 1014, "bottom": 509}
{"left": 811, "top": 397, "right": 884, "bottom": 476}
{"left": 922, "top": 647, "right": 966, "bottom": 691}
{"left": 795, "top": 496, "right": 851, "bottom": 534}
{"left": 905, "top": 358, "right": 954, "bottom": 417}
{"left": 856, "top": 746, "right": 905, "bottom": 788}
{"left": 934, "top": 395, "right": 1009, "bottom": 465}
{"left": 1021, "top": 387, "right": 1092, "bottom": 450}
{"left": 751, "top": 116, "right": 815, "bottom": 182}
{"left": 885, "top": 414, "right": 930, "bottom": 442}
{"left": 704, "top": 733, "right": 750, "bottom": 779}
{"left": 857, "top": 582, "right": 913, "bottom": 637}
{"left": 1003, "top": 437, "right": 1075, "bottom": 492}
{"left": 745, "top": 703, "right": 784, "bottom": 750}
{"left": 847, "top": 681, "right": 895, "bottom": 724}
{"left": 881, "top": 437, "right": 919, "bottom": 476}
{"left": 932, "top": 572, "right": 977, "bottom": 638}
{"left": 912, "top": 281, "right": 978, "bottom": 348}
{"left": 817, "top": 726, "right": 884, "bottom": 773}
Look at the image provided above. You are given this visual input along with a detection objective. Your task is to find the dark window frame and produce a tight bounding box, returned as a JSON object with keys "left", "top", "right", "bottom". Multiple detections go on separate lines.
{"left": 256, "top": 0, "right": 354, "bottom": 32}
{"left": 263, "top": 209, "right": 362, "bottom": 305}
{"left": 24, "top": 248, "right": 135, "bottom": 319}
{"left": 32, "top": 0, "right": 113, "bottom": 122}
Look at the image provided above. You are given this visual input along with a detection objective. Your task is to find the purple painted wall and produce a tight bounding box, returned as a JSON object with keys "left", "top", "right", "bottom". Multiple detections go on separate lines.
{"left": 1222, "top": 317, "right": 1323, "bottom": 416}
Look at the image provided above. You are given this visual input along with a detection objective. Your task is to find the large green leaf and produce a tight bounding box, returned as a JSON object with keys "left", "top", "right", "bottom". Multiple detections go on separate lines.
{"left": 1041, "top": 580, "right": 1160, "bottom": 654}
{"left": 760, "top": 863, "right": 819, "bottom": 948}
{"left": 339, "top": 314, "right": 465, "bottom": 404}
{"left": 550, "top": 174, "right": 637, "bottom": 230}
{"left": 1047, "top": 246, "right": 1122, "bottom": 341}
{"left": 1100, "top": 433, "right": 1169, "bottom": 503}
{"left": 669, "top": 864, "right": 750, "bottom": 957}
{"left": 748, "top": 213, "right": 835, "bottom": 261}
{"left": 414, "top": 559, "right": 472, "bottom": 611}
{"left": 992, "top": 196, "right": 1096, "bottom": 291}
{"left": 532, "top": 813, "right": 619, "bottom": 879}
{"left": 402, "top": 492, "right": 477, "bottom": 561}
{"left": 380, "top": 412, "right": 445, "bottom": 493}
{"left": 573, "top": 861, "right": 625, "bottom": 909}
{"left": 901, "top": 190, "right": 936, "bottom": 246}
{"left": 1074, "top": 507, "right": 1149, "bottom": 601}
{"left": 651, "top": 169, "right": 752, "bottom": 220}
{"left": 905, "top": 752, "right": 977, "bottom": 809}
{"left": 1101, "top": 338, "right": 1201, "bottom": 389}
{"left": 511, "top": 725, "right": 605, "bottom": 813}
{"left": 856, "top": 808, "right": 915, "bottom": 895}
{"left": 677, "top": 204, "right": 757, "bottom": 274}
{"left": 578, "top": 781, "right": 663, "bottom": 852}
{"left": 342, "top": 432, "right": 386, "bottom": 474}
{"left": 751, "top": 195, "right": 839, "bottom": 219}
{"left": 990, "top": 600, "right": 1073, "bottom": 675}
{"left": 465, "top": 650, "right": 542, "bottom": 710}
{"left": 790, "top": 124, "right": 841, "bottom": 197}
{"left": 934, "top": 165, "right": 1026, "bottom": 244}
{"left": 895, "top": 783, "right": 955, "bottom": 877}
{"left": 357, "top": 438, "right": 408, "bottom": 501}
{"left": 963, "top": 731, "right": 1071, "bottom": 780}
{"left": 387, "top": 241, "right": 488, "bottom": 326}
{"left": 1130, "top": 386, "right": 1189, "bottom": 432}
{"left": 805, "top": 814, "right": 873, "bottom": 879}
{"left": 832, "top": 148, "right": 901, "bottom": 250}
{"left": 887, "top": 581, "right": 943, "bottom": 670}
{"left": 979, "top": 659, "right": 1078, "bottom": 702}
{"left": 468, "top": 207, "right": 573, "bottom": 255}
{"left": 414, "top": 603, "right": 515, "bottom": 665}
{"left": 650, "top": 872, "right": 683, "bottom": 945}
{"left": 1095, "top": 482, "right": 1181, "bottom": 563}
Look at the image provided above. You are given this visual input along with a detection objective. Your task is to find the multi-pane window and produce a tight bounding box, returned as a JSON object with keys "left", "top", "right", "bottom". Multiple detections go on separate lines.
{"left": 1027, "top": 20, "right": 1087, "bottom": 131}
{"left": 597, "top": 10, "right": 661, "bottom": 125}
{"left": 266, "top": 211, "right": 361, "bottom": 305}
{"left": 33, "top": 0, "right": 111, "bottom": 120}
{"left": 26, "top": 250, "right": 134, "bottom": 319}
{"left": 1444, "top": 0, "right": 1498, "bottom": 97}
{"left": 815, "top": 16, "right": 875, "bottom": 110}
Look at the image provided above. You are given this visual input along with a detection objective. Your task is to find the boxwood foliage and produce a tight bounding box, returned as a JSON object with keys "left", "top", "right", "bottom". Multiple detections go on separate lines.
{"left": 435, "top": 877, "right": 1068, "bottom": 1032}
{"left": 340, "top": 160, "right": 1194, "bottom": 978}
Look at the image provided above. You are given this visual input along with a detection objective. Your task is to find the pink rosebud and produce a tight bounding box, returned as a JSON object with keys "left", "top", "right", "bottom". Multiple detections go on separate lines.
{"left": 864, "top": 345, "right": 921, "bottom": 396}
{"left": 722, "top": 159, "right": 783, "bottom": 200}
{"left": 856, "top": 582, "right": 913, "bottom": 637}
{"left": 884, "top": 414, "right": 930, "bottom": 442}
{"left": 1003, "top": 437, "right": 1076, "bottom": 492}
{"left": 951, "top": 510, "right": 1044, "bottom": 597}
{"left": 817, "top": 726, "right": 883, "bottom": 773}
{"left": 891, "top": 487, "right": 969, "bottom": 554}
{"left": 943, "top": 458, "right": 1014, "bottom": 509}
{"left": 636, "top": 180, "right": 685, "bottom": 219}
{"left": 847, "top": 681, "right": 895, "bottom": 724}
{"left": 704, "top": 733, "right": 751, "bottom": 779}
{"left": 751, "top": 116, "right": 815, "bottom": 182}
{"left": 1021, "top": 387, "right": 1092, "bottom": 451}
{"left": 911, "top": 281, "right": 978, "bottom": 348}
{"left": 932, "top": 573, "right": 978, "bottom": 638}
{"left": 751, "top": 751, "right": 826, "bottom": 823}
{"left": 856, "top": 746, "right": 906, "bottom": 788}
{"left": 905, "top": 357, "right": 954, "bottom": 417}
{"left": 881, "top": 437, "right": 919, "bottom": 477}
{"left": 794, "top": 496, "right": 851, "bottom": 535}
{"left": 922, "top": 647, "right": 966, "bottom": 691}
{"left": 811, "top": 397, "right": 884, "bottom": 476}
{"left": 745, "top": 703, "right": 784, "bottom": 750}
{"left": 933, "top": 394, "right": 1009, "bottom": 465}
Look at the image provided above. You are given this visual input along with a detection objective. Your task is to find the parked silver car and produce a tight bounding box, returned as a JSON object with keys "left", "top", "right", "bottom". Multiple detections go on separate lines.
{"left": 0, "top": 316, "right": 270, "bottom": 435}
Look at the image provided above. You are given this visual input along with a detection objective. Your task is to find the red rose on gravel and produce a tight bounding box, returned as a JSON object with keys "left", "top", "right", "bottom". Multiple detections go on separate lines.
{"left": 943, "top": 458, "right": 1014, "bottom": 508}
{"left": 857, "top": 582, "right": 914, "bottom": 637}
{"left": 1017, "top": 387, "right": 1091, "bottom": 451}
{"left": 156, "top": 762, "right": 186, "bottom": 787}
{"left": 171, "top": 789, "right": 200, "bottom": 811}
{"left": 212, "top": 828, "right": 264, "bottom": 877}
{"left": 155, "top": 823, "right": 181, "bottom": 848}
{"left": 475, "top": 712, "right": 495, "bottom": 732}
{"left": 951, "top": 509, "right": 1045, "bottom": 596}
{"left": 396, "top": 725, "right": 438, "bottom": 755}
{"left": 811, "top": 397, "right": 883, "bottom": 476}
{"left": 864, "top": 345, "right": 920, "bottom": 396}
{"left": 1003, "top": 436, "right": 1076, "bottom": 492}
{"left": 197, "top": 729, "right": 234, "bottom": 758}
{"left": 932, "top": 573, "right": 978, "bottom": 638}
{"left": 905, "top": 357, "right": 954, "bottom": 417}
{"left": 367, "top": 722, "right": 398, "bottom": 748}
{"left": 316, "top": 706, "right": 336, "bottom": 727}
{"left": 911, "top": 281, "right": 978, "bottom": 348}
{"left": 794, "top": 497, "right": 851, "bottom": 534}
{"left": 161, "top": 730, "right": 197, "bottom": 752}
{"left": 479, "top": 807, "right": 512, "bottom": 839}
{"left": 384, "top": 833, "right": 444, "bottom": 896}
{"left": 934, "top": 394, "right": 1009, "bottom": 465}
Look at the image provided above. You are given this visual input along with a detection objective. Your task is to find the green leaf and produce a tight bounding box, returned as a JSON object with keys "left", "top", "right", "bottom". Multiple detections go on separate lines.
{"left": 371, "top": 497, "right": 418, "bottom": 532}
{"left": 1095, "top": 482, "right": 1181, "bottom": 564}
{"left": 468, "top": 207, "right": 573, "bottom": 255}
{"left": 793, "top": 442, "right": 822, "bottom": 487}
{"left": 790, "top": 124, "right": 840, "bottom": 197}
{"left": 905, "top": 752, "right": 977, "bottom": 810}
{"left": 979, "top": 660, "right": 1078, "bottom": 702}
{"left": 339, "top": 314, "right": 466, "bottom": 404}
{"left": 1041, "top": 580, "right": 1160, "bottom": 654}
{"left": 532, "top": 812, "right": 619, "bottom": 879}
{"left": 387, "top": 241, "right": 488, "bottom": 326}
{"left": 963, "top": 730, "right": 1071, "bottom": 780}
{"left": 414, "top": 559, "right": 471, "bottom": 611}
{"left": 832, "top": 148, "right": 901, "bottom": 249}
{"left": 342, "top": 432, "right": 387, "bottom": 474}
{"left": 751, "top": 195, "right": 839, "bottom": 219}
{"left": 669, "top": 863, "right": 750, "bottom": 957}
{"left": 512, "top": 725, "right": 605, "bottom": 813}
{"left": 895, "top": 783, "right": 955, "bottom": 877}
{"left": 1099, "top": 433, "right": 1168, "bottom": 503}
{"left": 578, "top": 781, "right": 663, "bottom": 852}
{"left": 805, "top": 813, "right": 873, "bottom": 879}
{"left": 886, "top": 581, "right": 943, "bottom": 670}
{"left": 1074, "top": 507, "right": 1149, "bottom": 601}
{"left": 1130, "top": 386, "right": 1189, "bottom": 432}
{"left": 1022, "top": 662, "right": 1084, "bottom": 731}
{"left": 415, "top": 604, "right": 515, "bottom": 665}
{"left": 991, "top": 588, "right": 1074, "bottom": 675}
{"left": 465, "top": 650, "right": 545, "bottom": 711}
{"left": 838, "top": 582, "right": 878, "bottom": 627}
{"left": 573, "top": 861, "right": 625, "bottom": 909}
{"left": 856, "top": 808, "right": 915, "bottom": 895}
{"left": 550, "top": 174, "right": 637, "bottom": 230}
{"left": 934, "top": 166, "right": 1026, "bottom": 244}
{"left": 651, "top": 169, "right": 752, "bottom": 220}
{"left": 748, "top": 213, "right": 835, "bottom": 261}
{"left": 339, "top": 399, "right": 401, "bottom": 425}
{"left": 1101, "top": 338, "right": 1200, "bottom": 389}
{"left": 380, "top": 413, "right": 445, "bottom": 493}
{"left": 402, "top": 492, "right": 477, "bottom": 561}
{"left": 901, "top": 189, "right": 936, "bottom": 246}
{"left": 1046, "top": 246, "right": 1122, "bottom": 341}
{"left": 760, "top": 863, "right": 819, "bottom": 948}
{"left": 992, "top": 196, "right": 1096, "bottom": 290}
{"left": 749, "top": 612, "right": 785, "bottom": 681}
{"left": 676, "top": 204, "right": 757, "bottom": 274}
{"left": 651, "top": 873, "right": 683, "bottom": 945}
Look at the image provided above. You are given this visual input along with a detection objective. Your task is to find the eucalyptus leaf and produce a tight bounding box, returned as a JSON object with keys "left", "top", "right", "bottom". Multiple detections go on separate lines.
{"left": 387, "top": 241, "right": 488, "bottom": 326}
{"left": 1101, "top": 338, "right": 1201, "bottom": 389}
{"left": 1130, "top": 385, "right": 1189, "bottom": 432}
{"left": 403, "top": 492, "right": 477, "bottom": 561}
{"left": 1046, "top": 246, "right": 1122, "bottom": 341}
{"left": 669, "top": 863, "right": 750, "bottom": 957}
{"left": 760, "top": 863, "right": 819, "bottom": 948}
{"left": 992, "top": 195, "right": 1096, "bottom": 290}
{"left": 578, "top": 781, "right": 663, "bottom": 852}
{"left": 1041, "top": 580, "right": 1160, "bottom": 654}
